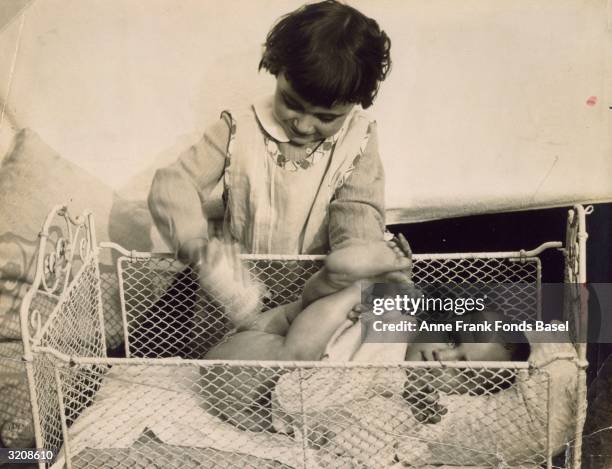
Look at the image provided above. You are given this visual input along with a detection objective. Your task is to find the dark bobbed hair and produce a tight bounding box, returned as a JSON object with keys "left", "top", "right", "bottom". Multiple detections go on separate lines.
{"left": 259, "top": 0, "right": 391, "bottom": 109}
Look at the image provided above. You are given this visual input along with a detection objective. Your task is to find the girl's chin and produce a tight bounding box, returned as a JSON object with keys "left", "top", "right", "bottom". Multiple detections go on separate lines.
{"left": 284, "top": 127, "right": 320, "bottom": 145}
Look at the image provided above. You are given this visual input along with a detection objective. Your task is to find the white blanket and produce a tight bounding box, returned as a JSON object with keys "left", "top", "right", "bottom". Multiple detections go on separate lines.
{"left": 52, "top": 363, "right": 307, "bottom": 469}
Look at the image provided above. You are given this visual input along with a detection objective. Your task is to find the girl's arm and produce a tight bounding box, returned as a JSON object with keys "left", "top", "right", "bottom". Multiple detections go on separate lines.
{"left": 147, "top": 117, "right": 230, "bottom": 264}
{"left": 328, "top": 122, "right": 386, "bottom": 250}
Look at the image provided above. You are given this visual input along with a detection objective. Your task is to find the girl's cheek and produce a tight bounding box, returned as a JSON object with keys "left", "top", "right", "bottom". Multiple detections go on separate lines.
{"left": 319, "top": 121, "right": 343, "bottom": 138}
{"left": 276, "top": 106, "right": 298, "bottom": 123}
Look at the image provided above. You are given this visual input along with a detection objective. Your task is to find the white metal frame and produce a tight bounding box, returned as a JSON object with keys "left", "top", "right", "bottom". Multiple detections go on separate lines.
{"left": 19, "top": 204, "right": 591, "bottom": 469}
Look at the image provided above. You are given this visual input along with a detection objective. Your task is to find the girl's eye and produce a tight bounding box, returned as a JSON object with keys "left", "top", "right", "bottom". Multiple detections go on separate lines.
{"left": 285, "top": 101, "right": 300, "bottom": 111}
{"left": 282, "top": 95, "right": 301, "bottom": 111}
{"left": 318, "top": 115, "right": 338, "bottom": 123}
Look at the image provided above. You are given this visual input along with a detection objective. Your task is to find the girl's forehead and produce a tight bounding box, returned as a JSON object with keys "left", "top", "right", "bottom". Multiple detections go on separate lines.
{"left": 277, "top": 73, "right": 354, "bottom": 115}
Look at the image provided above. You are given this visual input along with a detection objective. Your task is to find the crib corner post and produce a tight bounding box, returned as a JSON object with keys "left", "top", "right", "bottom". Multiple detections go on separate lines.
{"left": 572, "top": 370, "right": 588, "bottom": 469}
{"left": 546, "top": 371, "right": 553, "bottom": 469}
{"left": 53, "top": 366, "right": 73, "bottom": 469}
{"left": 23, "top": 359, "right": 46, "bottom": 469}
{"left": 566, "top": 204, "right": 590, "bottom": 469}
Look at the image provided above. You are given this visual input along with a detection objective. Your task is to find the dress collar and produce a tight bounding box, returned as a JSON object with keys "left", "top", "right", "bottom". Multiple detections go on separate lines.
{"left": 253, "top": 95, "right": 291, "bottom": 143}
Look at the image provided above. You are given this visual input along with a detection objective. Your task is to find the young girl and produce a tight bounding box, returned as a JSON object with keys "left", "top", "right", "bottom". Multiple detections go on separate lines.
{"left": 148, "top": 0, "right": 397, "bottom": 266}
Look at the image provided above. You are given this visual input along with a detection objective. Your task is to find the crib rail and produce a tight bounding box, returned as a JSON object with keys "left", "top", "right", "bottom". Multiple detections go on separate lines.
{"left": 112, "top": 249, "right": 543, "bottom": 360}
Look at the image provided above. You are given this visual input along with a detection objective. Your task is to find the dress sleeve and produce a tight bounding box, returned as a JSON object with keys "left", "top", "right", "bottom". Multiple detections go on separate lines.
{"left": 147, "top": 117, "right": 230, "bottom": 263}
{"left": 328, "top": 122, "right": 386, "bottom": 250}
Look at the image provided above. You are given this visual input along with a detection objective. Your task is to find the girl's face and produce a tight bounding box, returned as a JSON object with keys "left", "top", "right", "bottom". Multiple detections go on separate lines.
{"left": 273, "top": 73, "right": 354, "bottom": 146}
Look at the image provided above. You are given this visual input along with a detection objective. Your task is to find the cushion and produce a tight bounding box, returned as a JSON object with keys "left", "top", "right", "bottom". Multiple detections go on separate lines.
{"left": 0, "top": 128, "right": 112, "bottom": 339}
{"left": 0, "top": 128, "right": 155, "bottom": 341}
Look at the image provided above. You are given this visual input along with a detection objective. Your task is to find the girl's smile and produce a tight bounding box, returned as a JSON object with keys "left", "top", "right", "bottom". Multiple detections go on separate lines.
{"left": 273, "top": 73, "right": 354, "bottom": 146}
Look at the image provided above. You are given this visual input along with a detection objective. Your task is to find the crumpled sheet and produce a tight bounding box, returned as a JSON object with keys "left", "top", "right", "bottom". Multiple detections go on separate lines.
{"left": 51, "top": 363, "right": 311, "bottom": 469}
{"left": 273, "top": 323, "right": 584, "bottom": 467}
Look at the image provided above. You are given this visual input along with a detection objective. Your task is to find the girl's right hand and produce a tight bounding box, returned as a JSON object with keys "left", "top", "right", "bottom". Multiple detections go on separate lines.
{"left": 198, "top": 238, "right": 266, "bottom": 328}
{"left": 178, "top": 237, "right": 207, "bottom": 266}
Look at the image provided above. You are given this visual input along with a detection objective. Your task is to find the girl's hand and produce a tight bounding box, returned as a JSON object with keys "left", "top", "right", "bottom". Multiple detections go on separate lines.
{"left": 178, "top": 237, "right": 207, "bottom": 266}
{"left": 199, "top": 238, "right": 246, "bottom": 284}
{"left": 198, "top": 238, "right": 266, "bottom": 328}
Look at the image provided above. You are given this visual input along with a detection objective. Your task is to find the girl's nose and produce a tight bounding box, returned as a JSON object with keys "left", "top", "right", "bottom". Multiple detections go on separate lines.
{"left": 292, "top": 115, "right": 315, "bottom": 135}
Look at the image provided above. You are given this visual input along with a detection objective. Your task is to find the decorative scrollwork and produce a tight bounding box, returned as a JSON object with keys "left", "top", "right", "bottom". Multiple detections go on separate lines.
{"left": 20, "top": 205, "right": 98, "bottom": 345}
{"left": 36, "top": 209, "right": 96, "bottom": 296}
{"left": 29, "top": 309, "right": 42, "bottom": 340}
{"left": 41, "top": 236, "right": 70, "bottom": 294}
{"left": 79, "top": 236, "right": 90, "bottom": 263}
{"left": 564, "top": 209, "right": 580, "bottom": 284}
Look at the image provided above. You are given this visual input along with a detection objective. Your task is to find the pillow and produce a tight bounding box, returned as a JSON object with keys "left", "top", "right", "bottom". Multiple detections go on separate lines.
{"left": 0, "top": 128, "right": 153, "bottom": 341}
{"left": 0, "top": 128, "right": 112, "bottom": 339}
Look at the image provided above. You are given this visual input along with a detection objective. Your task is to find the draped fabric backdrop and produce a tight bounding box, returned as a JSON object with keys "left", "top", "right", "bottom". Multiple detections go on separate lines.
{"left": 1, "top": 0, "right": 610, "bottom": 223}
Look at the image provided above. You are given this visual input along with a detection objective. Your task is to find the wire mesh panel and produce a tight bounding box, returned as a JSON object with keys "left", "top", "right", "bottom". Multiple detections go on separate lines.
{"left": 30, "top": 253, "right": 107, "bottom": 462}
{"left": 118, "top": 255, "right": 540, "bottom": 359}
{"left": 119, "top": 256, "right": 325, "bottom": 359}
{"left": 31, "top": 353, "right": 64, "bottom": 459}
{"left": 412, "top": 256, "right": 540, "bottom": 322}
{"left": 45, "top": 360, "right": 566, "bottom": 469}
{"left": 39, "top": 259, "right": 106, "bottom": 359}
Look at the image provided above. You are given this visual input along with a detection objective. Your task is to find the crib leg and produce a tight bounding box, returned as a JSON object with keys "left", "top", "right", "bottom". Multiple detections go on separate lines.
{"left": 54, "top": 367, "right": 73, "bottom": 469}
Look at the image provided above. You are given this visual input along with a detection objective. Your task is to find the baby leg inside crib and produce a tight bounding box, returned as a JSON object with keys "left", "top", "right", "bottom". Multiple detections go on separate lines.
{"left": 200, "top": 283, "right": 360, "bottom": 431}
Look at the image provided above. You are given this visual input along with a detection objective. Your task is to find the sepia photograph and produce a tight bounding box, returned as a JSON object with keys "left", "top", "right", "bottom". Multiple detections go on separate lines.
{"left": 0, "top": 0, "right": 611, "bottom": 467}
